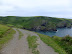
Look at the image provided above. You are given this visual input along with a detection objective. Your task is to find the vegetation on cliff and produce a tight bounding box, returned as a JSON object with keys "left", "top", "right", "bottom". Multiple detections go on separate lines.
{"left": 0, "top": 16, "right": 72, "bottom": 31}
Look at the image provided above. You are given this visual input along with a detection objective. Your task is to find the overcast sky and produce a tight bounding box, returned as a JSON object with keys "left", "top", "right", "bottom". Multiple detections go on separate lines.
{"left": 0, "top": 0, "right": 72, "bottom": 18}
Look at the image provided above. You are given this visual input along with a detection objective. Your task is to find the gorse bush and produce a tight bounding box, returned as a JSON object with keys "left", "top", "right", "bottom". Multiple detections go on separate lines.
{"left": 53, "top": 35, "right": 72, "bottom": 54}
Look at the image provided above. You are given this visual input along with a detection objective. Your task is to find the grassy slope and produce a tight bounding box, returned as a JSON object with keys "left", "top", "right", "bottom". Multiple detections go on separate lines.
{"left": 0, "top": 24, "right": 16, "bottom": 49}
{"left": 27, "top": 36, "right": 39, "bottom": 54}
{"left": 52, "top": 35, "right": 72, "bottom": 54}
{"left": 38, "top": 33, "right": 67, "bottom": 54}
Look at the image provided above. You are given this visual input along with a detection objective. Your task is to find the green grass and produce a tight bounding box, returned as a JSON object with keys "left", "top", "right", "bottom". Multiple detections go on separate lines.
{"left": 27, "top": 36, "right": 39, "bottom": 54}
{"left": 52, "top": 35, "right": 72, "bottom": 54}
{"left": 38, "top": 33, "right": 67, "bottom": 54}
{"left": 16, "top": 29, "right": 23, "bottom": 39}
{"left": 0, "top": 24, "right": 10, "bottom": 37}
{"left": 0, "top": 24, "right": 16, "bottom": 49}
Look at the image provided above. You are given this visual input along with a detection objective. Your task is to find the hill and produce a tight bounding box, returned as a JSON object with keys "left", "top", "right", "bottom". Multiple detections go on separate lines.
{"left": 0, "top": 16, "right": 72, "bottom": 31}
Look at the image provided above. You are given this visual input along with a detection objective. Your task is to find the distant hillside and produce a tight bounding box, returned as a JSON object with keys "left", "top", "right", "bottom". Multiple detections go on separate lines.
{"left": 0, "top": 16, "right": 72, "bottom": 31}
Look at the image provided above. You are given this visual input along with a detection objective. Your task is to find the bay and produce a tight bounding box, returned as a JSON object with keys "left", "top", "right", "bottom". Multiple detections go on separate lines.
{"left": 36, "top": 28, "right": 72, "bottom": 37}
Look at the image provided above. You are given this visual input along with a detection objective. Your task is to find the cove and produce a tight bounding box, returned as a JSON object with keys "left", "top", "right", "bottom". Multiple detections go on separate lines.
{"left": 36, "top": 28, "right": 72, "bottom": 37}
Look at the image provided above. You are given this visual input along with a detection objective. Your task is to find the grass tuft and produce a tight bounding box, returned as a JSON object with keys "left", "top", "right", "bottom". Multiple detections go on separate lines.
{"left": 27, "top": 36, "right": 39, "bottom": 54}
{"left": 16, "top": 29, "right": 23, "bottom": 39}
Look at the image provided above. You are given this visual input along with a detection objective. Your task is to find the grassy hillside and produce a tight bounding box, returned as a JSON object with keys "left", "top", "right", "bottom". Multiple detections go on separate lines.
{"left": 0, "top": 24, "right": 15, "bottom": 49}
{"left": 38, "top": 33, "right": 67, "bottom": 54}
{"left": 0, "top": 16, "right": 72, "bottom": 31}
{"left": 37, "top": 32, "right": 72, "bottom": 54}
{"left": 52, "top": 35, "right": 72, "bottom": 54}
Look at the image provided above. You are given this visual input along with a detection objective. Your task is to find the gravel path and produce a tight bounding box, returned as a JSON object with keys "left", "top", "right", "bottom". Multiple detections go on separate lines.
{"left": 1, "top": 28, "right": 32, "bottom": 54}
{"left": 19, "top": 29, "right": 58, "bottom": 54}
{"left": 1, "top": 28, "right": 19, "bottom": 54}
{"left": 37, "top": 38, "right": 58, "bottom": 54}
{"left": 1, "top": 28, "right": 58, "bottom": 54}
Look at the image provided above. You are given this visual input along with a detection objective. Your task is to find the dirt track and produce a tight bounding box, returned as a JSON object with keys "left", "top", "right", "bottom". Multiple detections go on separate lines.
{"left": 1, "top": 28, "right": 58, "bottom": 54}
{"left": 1, "top": 28, "right": 32, "bottom": 54}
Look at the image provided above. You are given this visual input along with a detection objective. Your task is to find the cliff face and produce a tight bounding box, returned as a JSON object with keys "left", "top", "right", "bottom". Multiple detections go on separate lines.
{"left": 22, "top": 16, "right": 72, "bottom": 31}
{"left": 0, "top": 16, "right": 72, "bottom": 31}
